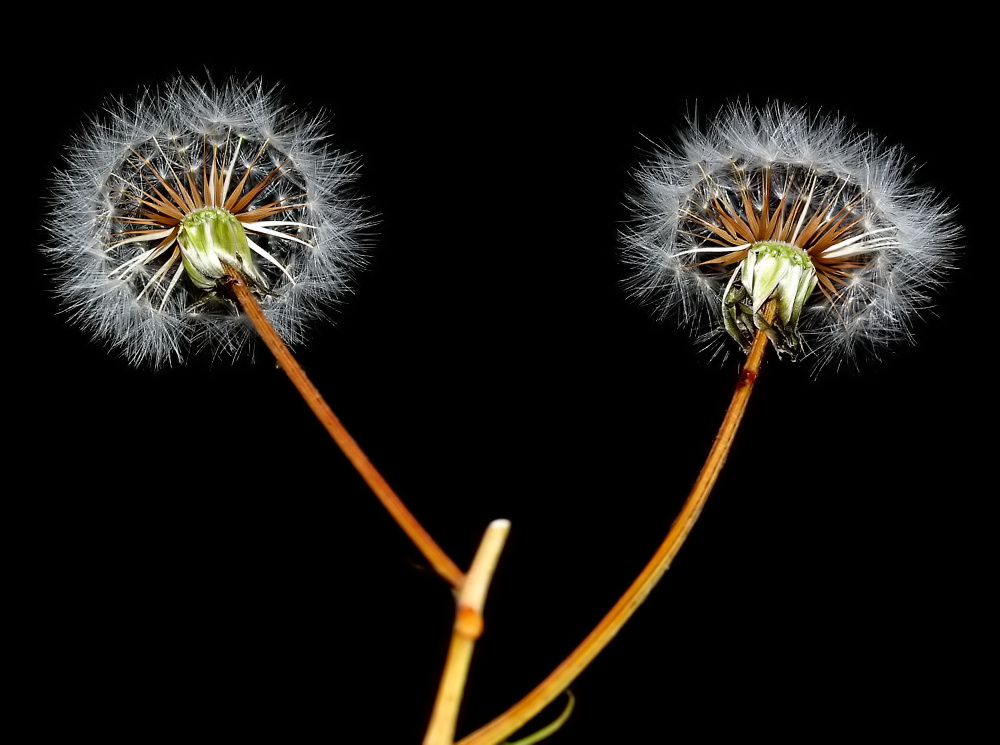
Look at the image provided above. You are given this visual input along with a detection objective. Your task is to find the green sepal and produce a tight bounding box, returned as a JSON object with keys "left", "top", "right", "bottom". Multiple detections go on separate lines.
{"left": 722, "top": 241, "right": 817, "bottom": 359}
{"left": 177, "top": 207, "right": 267, "bottom": 290}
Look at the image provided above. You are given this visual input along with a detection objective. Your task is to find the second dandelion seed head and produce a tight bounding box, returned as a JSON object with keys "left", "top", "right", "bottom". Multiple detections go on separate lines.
{"left": 624, "top": 102, "right": 959, "bottom": 372}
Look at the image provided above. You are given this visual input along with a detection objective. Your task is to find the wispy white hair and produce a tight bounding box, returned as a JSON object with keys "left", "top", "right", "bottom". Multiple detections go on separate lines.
{"left": 45, "top": 76, "right": 368, "bottom": 367}
{"left": 623, "top": 102, "right": 959, "bottom": 373}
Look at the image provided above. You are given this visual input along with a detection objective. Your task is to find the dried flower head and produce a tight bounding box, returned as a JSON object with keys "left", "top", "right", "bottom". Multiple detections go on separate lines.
{"left": 45, "top": 76, "right": 366, "bottom": 367}
{"left": 623, "top": 102, "right": 959, "bottom": 372}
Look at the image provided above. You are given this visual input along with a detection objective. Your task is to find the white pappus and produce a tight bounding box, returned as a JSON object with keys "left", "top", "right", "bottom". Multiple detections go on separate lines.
{"left": 623, "top": 102, "right": 959, "bottom": 373}
{"left": 45, "top": 76, "right": 367, "bottom": 367}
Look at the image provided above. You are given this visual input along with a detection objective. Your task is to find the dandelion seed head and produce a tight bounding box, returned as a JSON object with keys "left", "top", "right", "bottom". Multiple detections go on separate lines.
{"left": 45, "top": 75, "right": 368, "bottom": 368}
{"left": 623, "top": 102, "right": 959, "bottom": 373}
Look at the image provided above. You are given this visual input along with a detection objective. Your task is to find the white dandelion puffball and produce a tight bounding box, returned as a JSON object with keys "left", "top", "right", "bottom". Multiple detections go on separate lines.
{"left": 624, "top": 102, "right": 959, "bottom": 372}
{"left": 46, "top": 76, "right": 366, "bottom": 367}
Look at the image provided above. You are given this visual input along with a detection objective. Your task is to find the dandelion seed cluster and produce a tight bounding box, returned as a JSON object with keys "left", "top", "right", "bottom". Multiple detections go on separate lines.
{"left": 624, "top": 103, "right": 959, "bottom": 372}
{"left": 46, "top": 76, "right": 366, "bottom": 367}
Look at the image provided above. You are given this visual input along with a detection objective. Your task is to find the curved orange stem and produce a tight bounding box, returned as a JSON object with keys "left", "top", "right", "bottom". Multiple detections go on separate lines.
{"left": 226, "top": 268, "right": 465, "bottom": 589}
{"left": 457, "top": 324, "right": 771, "bottom": 745}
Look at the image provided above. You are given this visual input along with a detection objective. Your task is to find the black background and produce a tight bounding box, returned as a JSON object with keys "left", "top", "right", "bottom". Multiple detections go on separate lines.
{"left": 13, "top": 15, "right": 991, "bottom": 744}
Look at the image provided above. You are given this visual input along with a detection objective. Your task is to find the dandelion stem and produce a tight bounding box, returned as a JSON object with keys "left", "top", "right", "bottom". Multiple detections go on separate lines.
{"left": 225, "top": 266, "right": 466, "bottom": 589}
{"left": 456, "top": 311, "right": 773, "bottom": 745}
{"left": 424, "top": 519, "right": 511, "bottom": 745}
